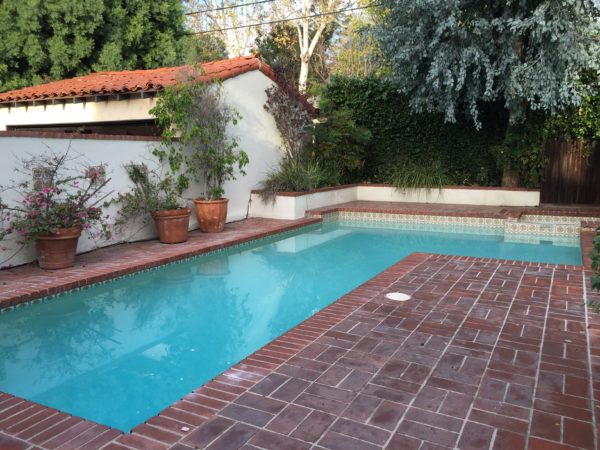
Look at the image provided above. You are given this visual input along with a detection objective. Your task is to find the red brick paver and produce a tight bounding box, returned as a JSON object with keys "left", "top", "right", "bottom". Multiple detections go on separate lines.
{"left": 1, "top": 207, "right": 599, "bottom": 449}
{"left": 2, "top": 253, "right": 596, "bottom": 449}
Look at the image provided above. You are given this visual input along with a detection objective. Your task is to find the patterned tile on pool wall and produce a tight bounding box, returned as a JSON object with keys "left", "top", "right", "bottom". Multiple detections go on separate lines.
{"left": 320, "top": 212, "right": 339, "bottom": 222}
{"left": 336, "top": 211, "right": 504, "bottom": 229}
{"left": 330, "top": 210, "right": 582, "bottom": 242}
{"left": 521, "top": 214, "right": 600, "bottom": 224}
{"left": 504, "top": 221, "right": 580, "bottom": 237}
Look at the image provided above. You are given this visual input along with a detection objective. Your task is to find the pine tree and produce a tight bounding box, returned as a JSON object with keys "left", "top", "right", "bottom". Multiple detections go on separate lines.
{"left": 0, "top": 0, "right": 187, "bottom": 92}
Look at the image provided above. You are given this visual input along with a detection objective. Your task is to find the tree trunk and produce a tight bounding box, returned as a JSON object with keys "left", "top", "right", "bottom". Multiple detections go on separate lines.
{"left": 298, "top": 55, "right": 309, "bottom": 94}
{"left": 501, "top": 165, "right": 520, "bottom": 188}
{"left": 501, "top": 106, "right": 522, "bottom": 188}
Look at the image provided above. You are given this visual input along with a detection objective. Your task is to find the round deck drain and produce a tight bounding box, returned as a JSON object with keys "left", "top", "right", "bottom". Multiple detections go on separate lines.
{"left": 385, "top": 292, "right": 411, "bottom": 302}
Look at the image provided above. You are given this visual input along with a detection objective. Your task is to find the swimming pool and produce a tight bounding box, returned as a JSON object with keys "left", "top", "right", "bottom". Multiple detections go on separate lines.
{"left": 0, "top": 221, "right": 581, "bottom": 431}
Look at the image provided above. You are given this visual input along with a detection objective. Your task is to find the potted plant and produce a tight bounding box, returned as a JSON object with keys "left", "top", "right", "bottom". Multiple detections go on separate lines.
{"left": 150, "top": 72, "right": 249, "bottom": 233}
{"left": 116, "top": 164, "right": 191, "bottom": 244}
{"left": 0, "top": 152, "right": 112, "bottom": 269}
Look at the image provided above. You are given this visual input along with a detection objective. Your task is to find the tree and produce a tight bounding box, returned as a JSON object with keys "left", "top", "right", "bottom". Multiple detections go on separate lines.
{"left": 255, "top": 24, "right": 302, "bottom": 87}
{"left": 545, "top": 70, "right": 600, "bottom": 143}
{"left": 272, "top": 0, "right": 350, "bottom": 94}
{"left": 0, "top": 0, "right": 186, "bottom": 92}
{"left": 184, "top": 0, "right": 270, "bottom": 57}
{"left": 377, "top": 0, "right": 600, "bottom": 185}
{"left": 184, "top": 34, "right": 228, "bottom": 64}
{"left": 329, "top": 13, "right": 387, "bottom": 78}
{"left": 254, "top": 22, "right": 335, "bottom": 93}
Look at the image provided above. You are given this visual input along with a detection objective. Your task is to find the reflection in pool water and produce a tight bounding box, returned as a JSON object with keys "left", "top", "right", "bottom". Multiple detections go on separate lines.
{"left": 0, "top": 221, "right": 581, "bottom": 430}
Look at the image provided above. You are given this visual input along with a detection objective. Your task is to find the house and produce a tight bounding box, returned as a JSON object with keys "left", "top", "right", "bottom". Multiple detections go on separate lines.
{"left": 0, "top": 56, "right": 277, "bottom": 134}
{"left": 0, "top": 56, "right": 286, "bottom": 268}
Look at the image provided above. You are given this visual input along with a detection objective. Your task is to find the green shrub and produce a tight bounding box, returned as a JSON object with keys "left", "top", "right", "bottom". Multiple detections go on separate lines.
{"left": 492, "top": 113, "right": 548, "bottom": 188}
{"left": 150, "top": 73, "right": 248, "bottom": 200}
{"left": 320, "top": 76, "right": 506, "bottom": 186}
{"left": 259, "top": 158, "right": 329, "bottom": 200}
{"left": 116, "top": 163, "right": 185, "bottom": 222}
{"left": 309, "top": 108, "right": 371, "bottom": 185}
{"left": 378, "top": 159, "right": 452, "bottom": 189}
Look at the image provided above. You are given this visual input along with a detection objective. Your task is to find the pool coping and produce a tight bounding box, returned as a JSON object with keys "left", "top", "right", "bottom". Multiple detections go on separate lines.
{"left": 0, "top": 217, "right": 321, "bottom": 310}
{"left": 1, "top": 210, "right": 595, "bottom": 313}
{"left": 0, "top": 210, "right": 598, "bottom": 449}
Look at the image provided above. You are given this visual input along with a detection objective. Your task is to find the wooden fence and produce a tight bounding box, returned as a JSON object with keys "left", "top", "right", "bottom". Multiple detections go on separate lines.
{"left": 541, "top": 139, "right": 600, "bottom": 205}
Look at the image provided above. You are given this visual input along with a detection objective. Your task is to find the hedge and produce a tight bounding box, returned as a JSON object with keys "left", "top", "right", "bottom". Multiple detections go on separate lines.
{"left": 320, "top": 76, "right": 507, "bottom": 186}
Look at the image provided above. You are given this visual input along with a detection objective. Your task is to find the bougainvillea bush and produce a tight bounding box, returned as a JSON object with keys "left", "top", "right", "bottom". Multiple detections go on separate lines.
{"left": 0, "top": 152, "right": 112, "bottom": 242}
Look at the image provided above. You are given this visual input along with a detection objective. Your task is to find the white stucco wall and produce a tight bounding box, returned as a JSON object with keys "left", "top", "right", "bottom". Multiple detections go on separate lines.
{"left": 0, "top": 71, "right": 284, "bottom": 268}
{"left": 248, "top": 187, "right": 357, "bottom": 220}
{"left": 248, "top": 185, "right": 541, "bottom": 220}
{"left": 356, "top": 185, "right": 540, "bottom": 206}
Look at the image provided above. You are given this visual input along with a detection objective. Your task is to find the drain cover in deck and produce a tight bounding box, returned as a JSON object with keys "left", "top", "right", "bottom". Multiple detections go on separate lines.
{"left": 385, "top": 292, "right": 411, "bottom": 301}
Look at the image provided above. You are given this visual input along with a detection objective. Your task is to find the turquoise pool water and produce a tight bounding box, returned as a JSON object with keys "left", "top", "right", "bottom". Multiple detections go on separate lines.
{"left": 0, "top": 221, "right": 581, "bottom": 431}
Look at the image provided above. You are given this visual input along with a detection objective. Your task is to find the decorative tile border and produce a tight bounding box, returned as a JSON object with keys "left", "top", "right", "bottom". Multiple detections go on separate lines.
{"left": 514, "top": 214, "right": 600, "bottom": 237}
{"left": 521, "top": 214, "right": 579, "bottom": 223}
{"left": 504, "top": 220, "right": 580, "bottom": 237}
{"left": 522, "top": 213, "right": 600, "bottom": 223}
{"left": 322, "top": 210, "right": 582, "bottom": 241}
{"left": 335, "top": 211, "right": 505, "bottom": 229}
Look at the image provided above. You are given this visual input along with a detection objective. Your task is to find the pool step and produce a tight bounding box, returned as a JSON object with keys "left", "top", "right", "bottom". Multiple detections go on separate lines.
{"left": 504, "top": 217, "right": 580, "bottom": 237}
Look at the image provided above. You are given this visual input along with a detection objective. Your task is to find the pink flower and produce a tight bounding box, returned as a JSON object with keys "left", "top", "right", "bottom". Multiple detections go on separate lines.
{"left": 20, "top": 229, "right": 27, "bottom": 235}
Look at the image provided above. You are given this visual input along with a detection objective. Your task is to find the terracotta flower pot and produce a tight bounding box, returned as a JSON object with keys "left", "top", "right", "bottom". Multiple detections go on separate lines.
{"left": 193, "top": 198, "right": 228, "bottom": 233}
{"left": 152, "top": 208, "right": 191, "bottom": 244}
{"left": 36, "top": 227, "right": 82, "bottom": 270}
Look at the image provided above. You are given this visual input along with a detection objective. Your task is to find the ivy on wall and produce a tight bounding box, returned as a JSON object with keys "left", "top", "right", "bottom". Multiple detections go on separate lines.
{"left": 320, "top": 76, "right": 508, "bottom": 186}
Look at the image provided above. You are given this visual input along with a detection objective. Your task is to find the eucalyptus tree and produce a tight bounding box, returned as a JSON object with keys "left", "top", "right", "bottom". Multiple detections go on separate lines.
{"left": 272, "top": 0, "right": 351, "bottom": 94}
{"left": 377, "top": 0, "right": 600, "bottom": 185}
{"left": 184, "top": 0, "right": 271, "bottom": 56}
{"left": 330, "top": 13, "right": 387, "bottom": 78}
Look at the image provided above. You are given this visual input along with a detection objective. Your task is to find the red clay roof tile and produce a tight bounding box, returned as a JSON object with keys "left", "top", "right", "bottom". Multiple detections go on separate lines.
{"left": 0, "top": 56, "right": 276, "bottom": 104}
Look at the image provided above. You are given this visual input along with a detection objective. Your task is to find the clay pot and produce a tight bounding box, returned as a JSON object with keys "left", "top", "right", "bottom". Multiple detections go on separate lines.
{"left": 193, "top": 198, "right": 228, "bottom": 233}
{"left": 153, "top": 208, "right": 191, "bottom": 244}
{"left": 36, "top": 227, "right": 82, "bottom": 270}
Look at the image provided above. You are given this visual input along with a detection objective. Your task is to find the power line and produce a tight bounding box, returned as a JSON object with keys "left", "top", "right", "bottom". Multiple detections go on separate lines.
{"left": 185, "top": 0, "right": 276, "bottom": 16}
{"left": 186, "top": 3, "right": 379, "bottom": 35}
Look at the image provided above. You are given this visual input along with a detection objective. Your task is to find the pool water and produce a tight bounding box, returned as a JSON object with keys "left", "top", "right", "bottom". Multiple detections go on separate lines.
{"left": 0, "top": 221, "right": 581, "bottom": 431}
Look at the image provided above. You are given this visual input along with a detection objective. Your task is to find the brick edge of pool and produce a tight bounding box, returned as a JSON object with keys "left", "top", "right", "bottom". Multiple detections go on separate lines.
{"left": 0, "top": 207, "right": 599, "bottom": 450}
{"left": 1, "top": 251, "right": 599, "bottom": 449}
{"left": 0, "top": 218, "right": 321, "bottom": 311}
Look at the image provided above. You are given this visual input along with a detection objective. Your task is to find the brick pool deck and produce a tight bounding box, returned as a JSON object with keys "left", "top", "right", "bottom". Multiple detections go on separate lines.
{"left": 0, "top": 206, "right": 599, "bottom": 449}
